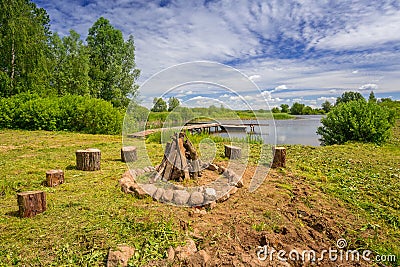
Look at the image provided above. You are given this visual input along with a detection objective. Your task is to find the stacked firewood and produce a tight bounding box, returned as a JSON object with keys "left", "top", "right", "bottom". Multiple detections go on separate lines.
{"left": 156, "top": 132, "right": 202, "bottom": 181}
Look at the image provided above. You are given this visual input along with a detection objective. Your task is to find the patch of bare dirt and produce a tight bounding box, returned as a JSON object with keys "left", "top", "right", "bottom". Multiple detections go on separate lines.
{"left": 142, "top": 163, "right": 373, "bottom": 266}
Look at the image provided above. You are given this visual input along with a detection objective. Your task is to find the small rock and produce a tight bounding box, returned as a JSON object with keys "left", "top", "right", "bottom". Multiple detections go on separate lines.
{"left": 193, "top": 208, "right": 207, "bottom": 215}
{"left": 120, "top": 182, "right": 129, "bottom": 193}
{"left": 121, "top": 181, "right": 135, "bottom": 194}
{"left": 173, "top": 190, "right": 190, "bottom": 206}
{"left": 121, "top": 170, "right": 135, "bottom": 183}
{"left": 216, "top": 192, "right": 230, "bottom": 203}
{"left": 153, "top": 188, "right": 164, "bottom": 201}
{"left": 204, "top": 188, "right": 217, "bottom": 202}
{"left": 127, "top": 170, "right": 137, "bottom": 180}
{"left": 207, "top": 163, "right": 218, "bottom": 171}
{"left": 175, "top": 238, "right": 197, "bottom": 261}
{"left": 188, "top": 192, "right": 204, "bottom": 206}
{"left": 161, "top": 189, "right": 174, "bottom": 203}
{"left": 236, "top": 178, "right": 244, "bottom": 188}
{"left": 118, "top": 178, "right": 129, "bottom": 187}
{"left": 172, "top": 184, "right": 185, "bottom": 190}
{"left": 196, "top": 186, "right": 204, "bottom": 192}
{"left": 166, "top": 246, "right": 175, "bottom": 262}
{"left": 217, "top": 166, "right": 226, "bottom": 174}
{"left": 128, "top": 182, "right": 147, "bottom": 198}
{"left": 141, "top": 183, "right": 157, "bottom": 197}
{"left": 120, "top": 173, "right": 131, "bottom": 182}
{"left": 107, "top": 245, "right": 135, "bottom": 267}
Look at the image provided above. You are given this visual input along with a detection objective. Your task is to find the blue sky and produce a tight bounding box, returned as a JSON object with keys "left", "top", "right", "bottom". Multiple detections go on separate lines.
{"left": 32, "top": 0, "right": 400, "bottom": 109}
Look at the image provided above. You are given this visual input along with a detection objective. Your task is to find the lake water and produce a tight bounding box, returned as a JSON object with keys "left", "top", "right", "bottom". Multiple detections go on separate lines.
{"left": 218, "top": 115, "right": 324, "bottom": 146}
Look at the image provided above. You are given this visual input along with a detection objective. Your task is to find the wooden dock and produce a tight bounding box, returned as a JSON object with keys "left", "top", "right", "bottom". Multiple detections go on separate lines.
{"left": 127, "top": 122, "right": 268, "bottom": 138}
{"left": 127, "top": 123, "right": 220, "bottom": 138}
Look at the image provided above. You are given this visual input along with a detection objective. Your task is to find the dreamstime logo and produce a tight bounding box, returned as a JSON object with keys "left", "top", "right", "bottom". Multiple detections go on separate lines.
{"left": 256, "top": 238, "right": 397, "bottom": 263}
{"left": 122, "top": 61, "right": 277, "bottom": 206}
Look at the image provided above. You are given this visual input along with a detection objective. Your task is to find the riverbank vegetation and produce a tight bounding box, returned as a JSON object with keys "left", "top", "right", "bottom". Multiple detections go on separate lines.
{"left": 318, "top": 92, "right": 398, "bottom": 145}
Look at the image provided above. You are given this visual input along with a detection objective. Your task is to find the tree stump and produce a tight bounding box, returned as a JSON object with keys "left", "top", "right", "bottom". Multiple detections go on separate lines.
{"left": 224, "top": 145, "right": 241, "bottom": 159}
{"left": 272, "top": 147, "right": 286, "bottom": 168}
{"left": 121, "top": 146, "right": 137, "bottom": 162}
{"left": 17, "top": 191, "right": 46, "bottom": 218}
{"left": 46, "top": 169, "right": 64, "bottom": 187}
{"left": 76, "top": 148, "right": 101, "bottom": 171}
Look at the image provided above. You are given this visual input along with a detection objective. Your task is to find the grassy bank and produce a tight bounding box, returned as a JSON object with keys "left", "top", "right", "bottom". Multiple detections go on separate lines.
{"left": 0, "top": 121, "right": 399, "bottom": 266}
{"left": 147, "top": 110, "right": 294, "bottom": 125}
{"left": 286, "top": 120, "right": 400, "bottom": 263}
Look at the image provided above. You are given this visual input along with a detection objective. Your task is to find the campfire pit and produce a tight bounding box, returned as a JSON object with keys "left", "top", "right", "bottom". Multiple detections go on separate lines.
{"left": 156, "top": 132, "right": 202, "bottom": 182}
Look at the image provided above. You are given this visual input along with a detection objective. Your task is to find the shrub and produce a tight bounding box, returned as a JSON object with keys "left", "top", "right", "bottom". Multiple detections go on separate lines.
{"left": 0, "top": 93, "right": 123, "bottom": 134}
{"left": 14, "top": 97, "right": 60, "bottom": 131}
{"left": 317, "top": 100, "right": 395, "bottom": 145}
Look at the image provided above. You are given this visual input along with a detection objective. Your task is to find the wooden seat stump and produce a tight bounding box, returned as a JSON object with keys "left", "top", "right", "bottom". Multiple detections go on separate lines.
{"left": 17, "top": 191, "right": 46, "bottom": 218}
{"left": 224, "top": 145, "right": 242, "bottom": 159}
{"left": 272, "top": 147, "right": 286, "bottom": 168}
{"left": 121, "top": 146, "right": 137, "bottom": 163}
{"left": 76, "top": 148, "right": 101, "bottom": 171}
{"left": 46, "top": 169, "right": 64, "bottom": 187}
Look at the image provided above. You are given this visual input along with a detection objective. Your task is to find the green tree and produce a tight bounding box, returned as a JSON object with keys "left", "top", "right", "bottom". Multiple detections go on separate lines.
{"left": 168, "top": 97, "right": 180, "bottom": 111}
{"left": 290, "top": 102, "right": 305, "bottom": 115}
{"left": 49, "top": 30, "right": 90, "bottom": 96}
{"left": 302, "top": 106, "right": 313, "bottom": 115}
{"left": 380, "top": 98, "right": 393, "bottom": 103}
{"left": 280, "top": 104, "right": 289, "bottom": 113}
{"left": 321, "top": 101, "right": 332, "bottom": 113}
{"left": 317, "top": 100, "right": 395, "bottom": 145}
{"left": 151, "top": 97, "right": 167, "bottom": 112}
{"left": 0, "top": 0, "right": 52, "bottom": 97}
{"left": 87, "top": 17, "right": 140, "bottom": 107}
{"left": 335, "top": 91, "right": 364, "bottom": 105}
{"left": 271, "top": 107, "right": 280, "bottom": 113}
{"left": 368, "top": 91, "right": 377, "bottom": 103}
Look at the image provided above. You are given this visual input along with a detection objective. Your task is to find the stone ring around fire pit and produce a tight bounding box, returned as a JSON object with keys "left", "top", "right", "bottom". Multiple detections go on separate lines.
{"left": 119, "top": 164, "right": 244, "bottom": 207}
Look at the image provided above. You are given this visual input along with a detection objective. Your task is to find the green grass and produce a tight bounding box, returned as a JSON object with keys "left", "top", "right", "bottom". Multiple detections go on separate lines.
{"left": 1, "top": 119, "right": 399, "bottom": 266}
{"left": 0, "top": 130, "right": 183, "bottom": 266}
{"left": 235, "top": 110, "right": 294, "bottom": 120}
{"left": 286, "top": 120, "right": 400, "bottom": 265}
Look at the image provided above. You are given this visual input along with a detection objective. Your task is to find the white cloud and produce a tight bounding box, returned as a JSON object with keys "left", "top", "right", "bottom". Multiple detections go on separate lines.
{"left": 249, "top": 74, "right": 261, "bottom": 81}
{"left": 314, "top": 10, "right": 400, "bottom": 50}
{"left": 274, "top": 84, "right": 288, "bottom": 90}
{"left": 317, "top": 96, "right": 336, "bottom": 102}
{"left": 359, "top": 83, "right": 378, "bottom": 90}
{"left": 189, "top": 96, "right": 207, "bottom": 101}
